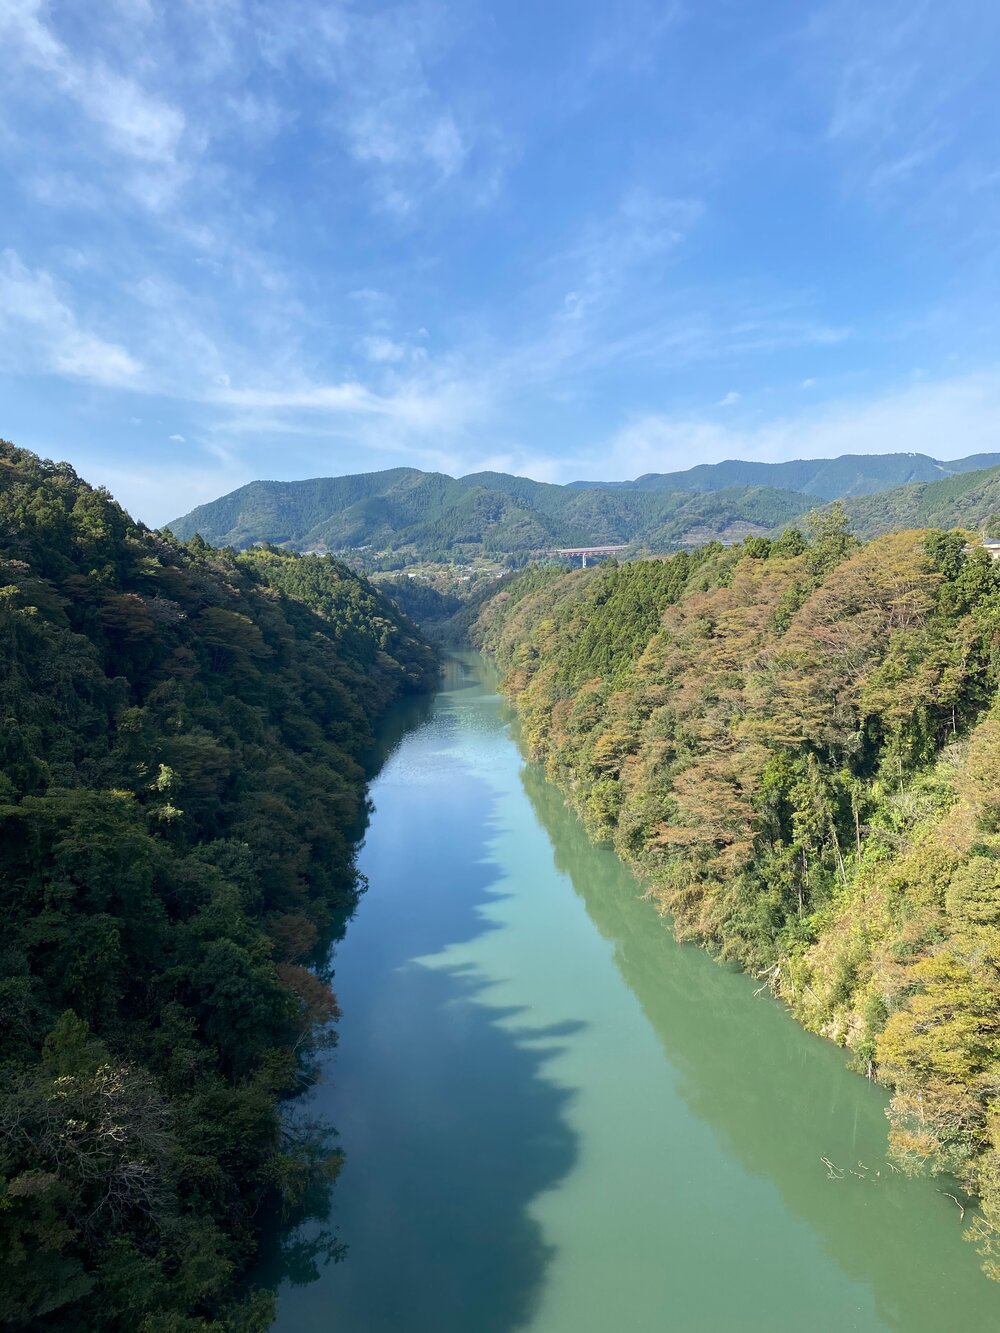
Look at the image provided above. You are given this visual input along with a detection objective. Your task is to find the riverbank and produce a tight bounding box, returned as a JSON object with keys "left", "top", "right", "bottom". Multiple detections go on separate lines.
{"left": 261, "top": 655, "right": 1000, "bottom": 1331}
{"left": 470, "top": 536, "right": 1000, "bottom": 1280}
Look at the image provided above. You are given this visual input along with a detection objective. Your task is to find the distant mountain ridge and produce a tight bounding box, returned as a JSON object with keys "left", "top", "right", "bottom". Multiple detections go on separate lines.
{"left": 168, "top": 452, "right": 1000, "bottom": 561}
{"left": 168, "top": 467, "right": 812, "bottom": 557}
{"left": 570, "top": 451, "right": 1000, "bottom": 499}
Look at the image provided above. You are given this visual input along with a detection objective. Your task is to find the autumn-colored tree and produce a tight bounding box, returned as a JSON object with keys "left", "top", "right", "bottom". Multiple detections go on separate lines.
{"left": 474, "top": 522, "right": 1000, "bottom": 1279}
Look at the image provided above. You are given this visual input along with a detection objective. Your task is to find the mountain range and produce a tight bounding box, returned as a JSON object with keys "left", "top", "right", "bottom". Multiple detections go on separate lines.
{"left": 168, "top": 451, "right": 1000, "bottom": 559}
{"left": 167, "top": 467, "right": 810, "bottom": 556}
{"left": 569, "top": 451, "right": 1000, "bottom": 499}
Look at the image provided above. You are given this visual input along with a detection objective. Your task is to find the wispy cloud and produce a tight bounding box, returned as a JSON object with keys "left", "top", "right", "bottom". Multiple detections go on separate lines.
{"left": 2, "top": 0, "right": 999, "bottom": 530}
{"left": 208, "top": 366, "right": 482, "bottom": 439}
{"left": 564, "top": 188, "right": 703, "bottom": 311}
{"left": 257, "top": 1, "right": 502, "bottom": 216}
{"left": 0, "top": 0, "right": 203, "bottom": 223}
{"left": 582, "top": 0, "right": 683, "bottom": 77}
{"left": 358, "top": 334, "right": 408, "bottom": 364}
{"left": 0, "top": 250, "right": 141, "bottom": 386}
{"left": 0, "top": 0, "right": 185, "bottom": 164}
{"left": 806, "top": 0, "right": 1000, "bottom": 229}
{"left": 509, "top": 290, "right": 849, "bottom": 392}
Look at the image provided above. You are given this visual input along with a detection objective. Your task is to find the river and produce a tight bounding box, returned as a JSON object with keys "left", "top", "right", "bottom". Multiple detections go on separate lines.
{"left": 262, "top": 653, "right": 1000, "bottom": 1331}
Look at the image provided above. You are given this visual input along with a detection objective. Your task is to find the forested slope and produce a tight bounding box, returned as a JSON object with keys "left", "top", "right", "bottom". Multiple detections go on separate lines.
{"left": 167, "top": 467, "right": 812, "bottom": 559}
{"left": 0, "top": 441, "right": 436, "bottom": 1330}
{"left": 474, "top": 521, "right": 1000, "bottom": 1277}
{"left": 170, "top": 459, "right": 1000, "bottom": 569}
{"left": 841, "top": 463, "right": 1000, "bottom": 539}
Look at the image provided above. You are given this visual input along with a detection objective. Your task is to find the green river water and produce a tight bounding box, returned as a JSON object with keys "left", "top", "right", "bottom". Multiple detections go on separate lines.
{"left": 263, "top": 654, "right": 1000, "bottom": 1331}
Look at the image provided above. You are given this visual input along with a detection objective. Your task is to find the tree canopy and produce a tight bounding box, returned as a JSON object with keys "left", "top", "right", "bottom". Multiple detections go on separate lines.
{"left": 474, "top": 526, "right": 1000, "bottom": 1279}
{"left": 0, "top": 440, "right": 437, "bottom": 1330}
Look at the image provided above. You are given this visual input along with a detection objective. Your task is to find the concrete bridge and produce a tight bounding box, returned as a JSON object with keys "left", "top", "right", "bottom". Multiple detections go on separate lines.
{"left": 551, "top": 544, "right": 628, "bottom": 567}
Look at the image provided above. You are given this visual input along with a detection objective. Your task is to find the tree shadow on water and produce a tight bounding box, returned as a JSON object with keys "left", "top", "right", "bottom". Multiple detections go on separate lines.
{"left": 256, "top": 673, "right": 582, "bottom": 1332}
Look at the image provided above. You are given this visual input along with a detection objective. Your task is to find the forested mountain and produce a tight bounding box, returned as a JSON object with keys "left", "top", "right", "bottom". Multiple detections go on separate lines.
{"left": 473, "top": 521, "right": 1000, "bottom": 1279}
{"left": 169, "top": 455, "right": 1000, "bottom": 567}
{"left": 570, "top": 452, "right": 1000, "bottom": 499}
{"left": 840, "top": 462, "right": 1000, "bottom": 538}
{"left": 0, "top": 440, "right": 437, "bottom": 1330}
{"left": 167, "top": 468, "right": 813, "bottom": 558}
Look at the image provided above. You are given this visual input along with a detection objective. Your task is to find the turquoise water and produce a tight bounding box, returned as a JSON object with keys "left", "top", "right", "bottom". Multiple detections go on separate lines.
{"left": 265, "top": 654, "right": 1000, "bottom": 1331}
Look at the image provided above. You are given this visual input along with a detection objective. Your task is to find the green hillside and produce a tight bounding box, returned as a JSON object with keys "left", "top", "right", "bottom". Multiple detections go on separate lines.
{"left": 471, "top": 524, "right": 1000, "bottom": 1280}
{"left": 0, "top": 440, "right": 436, "bottom": 1330}
{"left": 168, "top": 468, "right": 813, "bottom": 559}
{"left": 841, "top": 463, "right": 1000, "bottom": 538}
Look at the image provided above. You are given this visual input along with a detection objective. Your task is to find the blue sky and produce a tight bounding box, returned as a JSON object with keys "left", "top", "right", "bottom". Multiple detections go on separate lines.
{"left": 2, "top": 0, "right": 1000, "bottom": 524}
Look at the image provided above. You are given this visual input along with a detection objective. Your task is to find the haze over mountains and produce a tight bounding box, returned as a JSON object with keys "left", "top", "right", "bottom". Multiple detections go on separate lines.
{"left": 169, "top": 451, "right": 1000, "bottom": 560}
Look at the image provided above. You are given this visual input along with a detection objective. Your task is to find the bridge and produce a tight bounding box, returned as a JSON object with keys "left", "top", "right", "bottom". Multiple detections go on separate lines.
{"left": 551, "top": 544, "right": 628, "bottom": 567}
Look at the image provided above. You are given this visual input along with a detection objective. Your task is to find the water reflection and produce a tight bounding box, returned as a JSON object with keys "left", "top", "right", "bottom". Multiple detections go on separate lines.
{"left": 517, "top": 751, "right": 1000, "bottom": 1330}
{"left": 258, "top": 655, "right": 1000, "bottom": 1332}
{"left": 261, "top": 656, "right": 579, "bottom": 1331}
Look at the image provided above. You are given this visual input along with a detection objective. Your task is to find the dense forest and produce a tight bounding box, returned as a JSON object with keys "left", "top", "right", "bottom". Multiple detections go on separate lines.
{"left": 0, "top": 441, "right": 437, "bottom": 1330}
{"left": 473, "top": 514, "right": 1000, "bottom": 1277}
{"left": 167, "top": 467, "right": 812, "bottom": 558}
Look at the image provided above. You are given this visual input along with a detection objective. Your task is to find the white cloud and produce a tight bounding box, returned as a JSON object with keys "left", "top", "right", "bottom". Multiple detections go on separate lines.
{"left": 0, "top": 249, "right": 141, "bottom": 386}
{"left": 211, "top": 381, "right": 379, "bottom": 414}
{"left": 224, "top": 90, "right": 288, "bottom": 143}
{"left": 168, "top": 433, "right": 185, "bottom": 442}
{"left": 349, "top": 287, "right": 394, "bottom": 314}
{"left": 359, "top": 335, "right": 407, "bottom": 364}
{"left": 189, "top": 353, "right": 491, "bottom": 490}
{"left": 503, "top": 189, "right": 711, "bottom": 384}
{"left": 83, "top": 66, "right": 185, "bottom": 164}
{"left": 588, "top": 367, "right": 1000, "bottom": 481}
{"left": 507, "top": 290, "right": 848, "bottom": 392}
{"left": 827, "top": 55, "right": 919, "bottom": 148}
{"left": 717, "top": 390, "right": 741, "bottom": 407}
